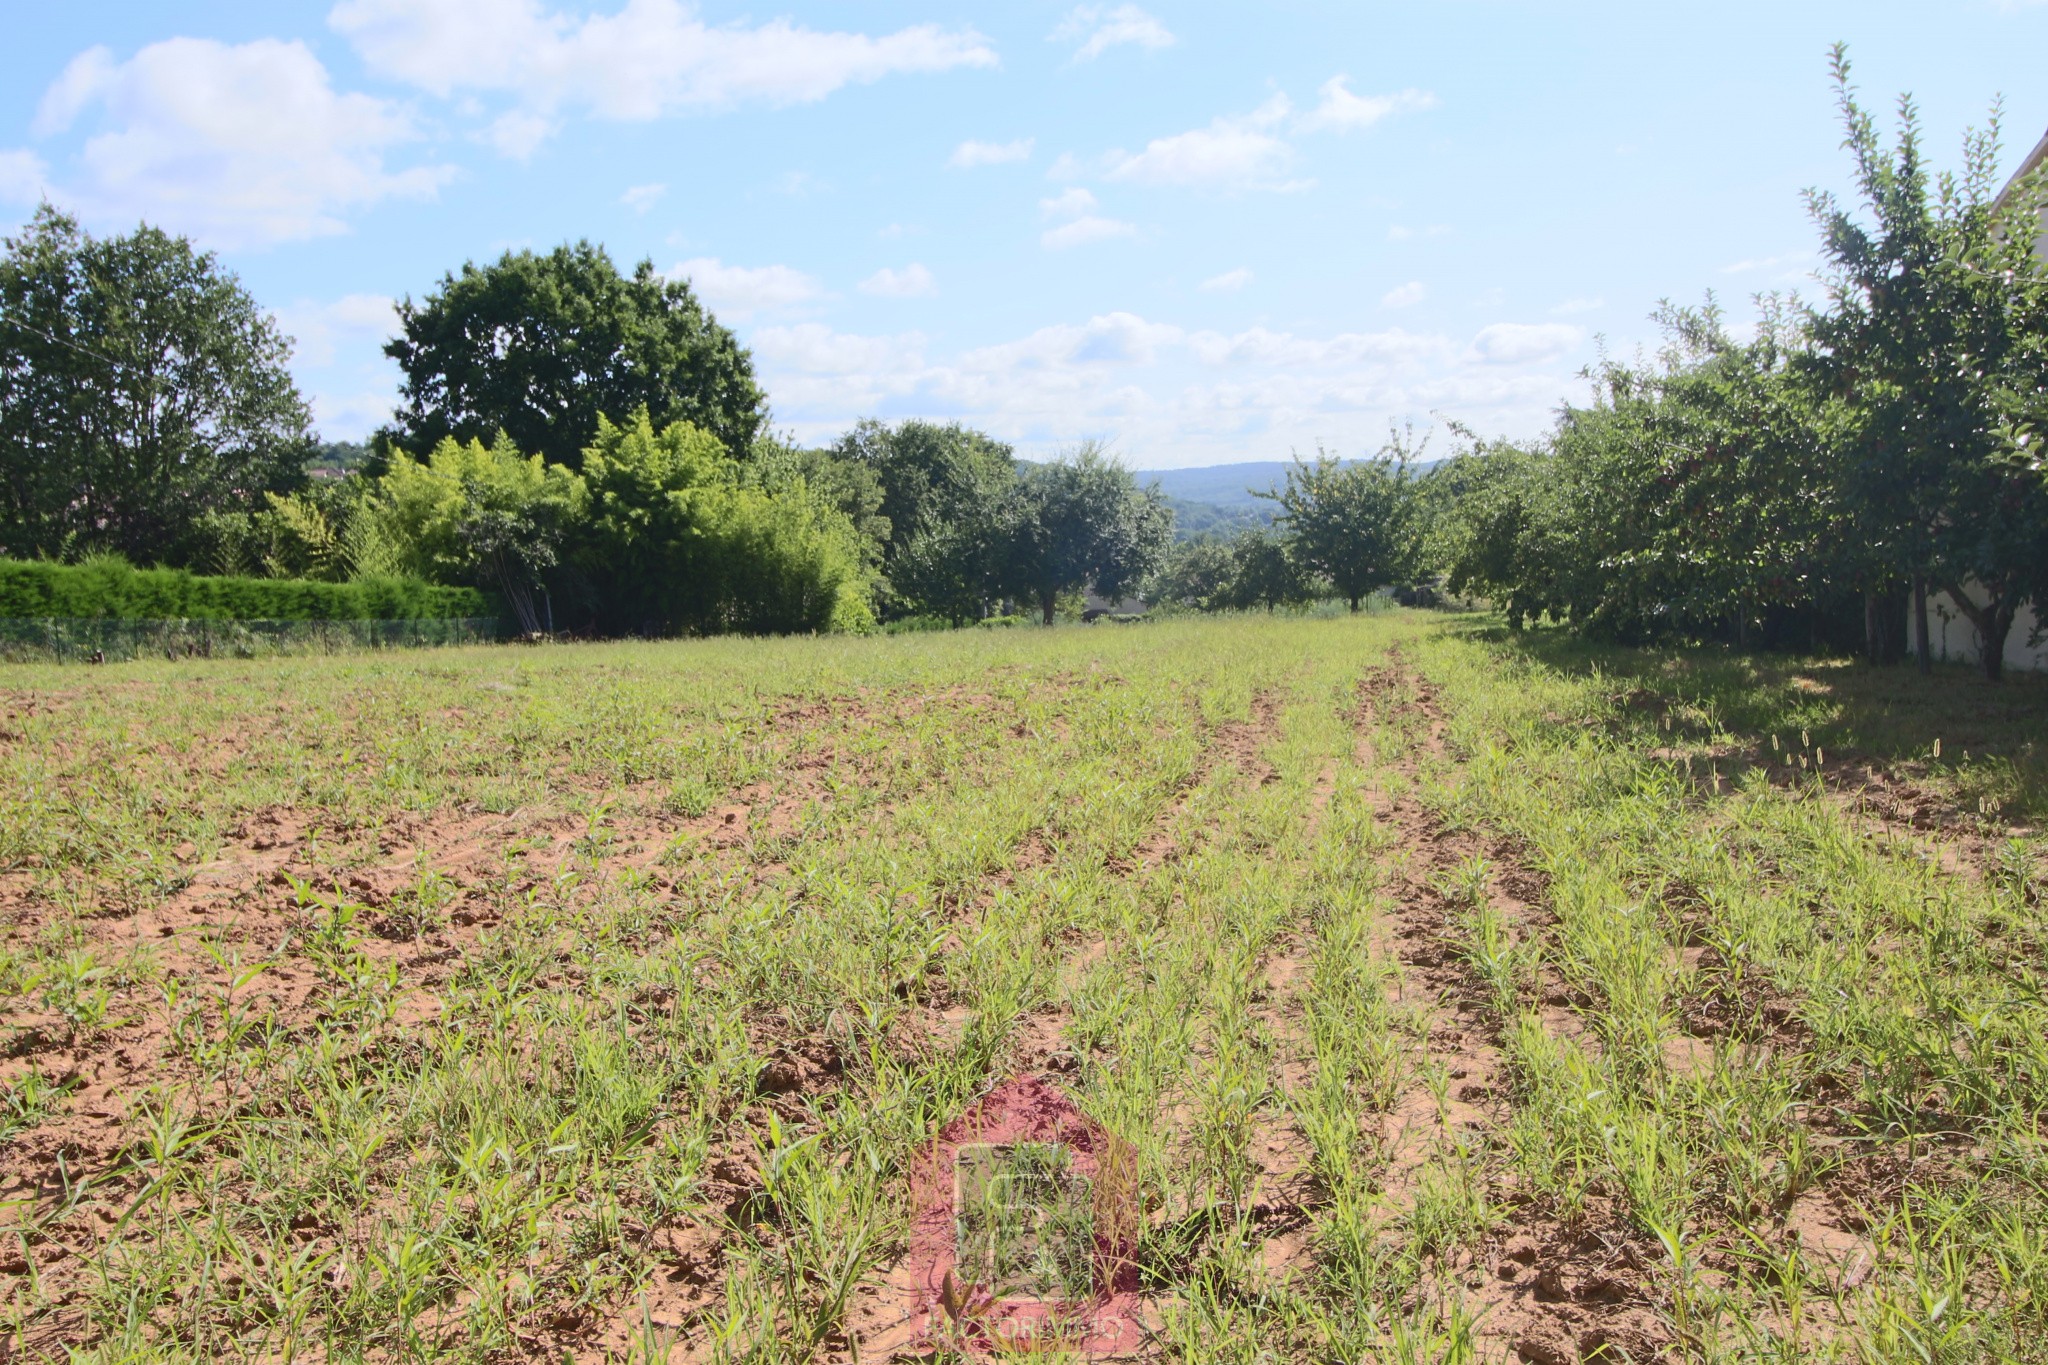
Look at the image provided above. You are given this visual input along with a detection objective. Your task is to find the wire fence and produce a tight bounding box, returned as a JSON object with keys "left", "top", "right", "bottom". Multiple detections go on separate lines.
{"left": 0, "top": 617, "right": 504, "bottom": 664}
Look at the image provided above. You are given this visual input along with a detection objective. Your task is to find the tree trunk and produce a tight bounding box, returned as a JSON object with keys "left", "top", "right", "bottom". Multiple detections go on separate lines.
{"left": 1942, "top": 581, "right": 2013, "bottom": 682}
{"left": 1040, "top": 591, "right": 1056, "bottom": 626}
{"left": 1913, "top": 577, "right": 1930, "bottom": 675}
{"left": 1348, "top": 593, "right": 1361, "bottom": 613}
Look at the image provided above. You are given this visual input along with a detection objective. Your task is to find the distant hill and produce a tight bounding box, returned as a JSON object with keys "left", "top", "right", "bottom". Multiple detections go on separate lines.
{"left": 1133, "top": 462, "right": 1296, "bottom": 508}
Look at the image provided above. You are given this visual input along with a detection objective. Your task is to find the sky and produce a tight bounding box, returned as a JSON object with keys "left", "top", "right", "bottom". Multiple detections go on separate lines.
{"left": 3, "top": 2, "right": 2047, "bottom": 469}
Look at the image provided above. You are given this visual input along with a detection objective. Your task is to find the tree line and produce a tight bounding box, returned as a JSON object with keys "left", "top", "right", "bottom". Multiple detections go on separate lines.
{"left": 1150, "top": 51, "right": 2048, "bottom": 679}
{"left": 5, "top": 49, "right": 2043, "bottom": 658}
{"left": 1, "top": 215, "right": 1169, "bottom": 635}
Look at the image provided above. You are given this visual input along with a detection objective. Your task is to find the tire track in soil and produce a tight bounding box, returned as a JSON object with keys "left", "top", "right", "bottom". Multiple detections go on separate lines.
{"left": 839, "top": 693, "right": 1291, "bottom": 1362}
{"left": 1354, "top": 655, "right": 1670, "bottom": 1365}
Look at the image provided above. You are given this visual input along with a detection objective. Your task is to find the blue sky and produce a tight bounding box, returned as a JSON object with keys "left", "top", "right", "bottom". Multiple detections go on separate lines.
{"left": 4, "top": 2, "right": 2047, "bottom": 468}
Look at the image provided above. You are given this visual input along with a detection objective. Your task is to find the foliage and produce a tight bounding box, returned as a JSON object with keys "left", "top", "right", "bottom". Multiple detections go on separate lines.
{"left": 382, "top": 240, "right": 766, "bottom": 470}
{"left": 374, "top": 433, "right": 588, "bottom": 633}
{"left": 831, "top": 419, "right": 1020, "bottom": 619}
{"left": 0, "top": 206, "right": 313, "bottom": 566}
{"left": 0, "top": 556, "right": 492, "bottom": 621}
{"left": 1265, "top": 445, "right": 1417, "bottom": 612}
{"left": 1408, "top": 53, "right": 2048, "bottom": 676}
{"left": 1001, "top": 442, "right": 1173, "bottom": 624}
{"left": 1801, "top": 48, "right": 2048, "bottom": 677}
{"left": 576, "top": 410, "right": 874, "bottom": 636}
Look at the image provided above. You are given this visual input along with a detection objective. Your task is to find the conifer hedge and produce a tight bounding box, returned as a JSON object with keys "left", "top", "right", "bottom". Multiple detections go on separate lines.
{"left": 0, "top": 559, "right": 495, "bottom": 621}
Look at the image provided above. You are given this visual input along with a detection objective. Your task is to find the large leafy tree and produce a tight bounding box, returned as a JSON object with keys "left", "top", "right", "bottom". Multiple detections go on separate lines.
{"left": 1807, "top": 46, "right": 2048, "bottom": 678}
{"left": 1000, "top": 443, "right": 1173, "bottom": 624}
{"left": 1265, "top": 448, "right": 1416, "bottom": 612}
{"left": 382, "top": 241, "right": 766, "bottom": 471}
{"left": 0, "top": 206, "right": 312, "bottom": 564}
{"left": 830, "top": 418, "right": 1020, "bottom": 617}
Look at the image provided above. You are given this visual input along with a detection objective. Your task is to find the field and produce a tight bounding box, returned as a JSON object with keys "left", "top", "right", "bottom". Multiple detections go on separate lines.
{"left": 2, "top": 612, "right": 2046, "bottom": 1363}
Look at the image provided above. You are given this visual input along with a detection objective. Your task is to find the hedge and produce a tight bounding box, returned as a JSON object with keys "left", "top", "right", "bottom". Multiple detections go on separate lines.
{"left": 0, "top": 559, "right": 496, "bottom": 621}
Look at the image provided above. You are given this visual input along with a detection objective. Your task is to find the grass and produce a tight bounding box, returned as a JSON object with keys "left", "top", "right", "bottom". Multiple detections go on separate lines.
{"left": 0, "top": 612, "right": 2043, "bottom": 1361}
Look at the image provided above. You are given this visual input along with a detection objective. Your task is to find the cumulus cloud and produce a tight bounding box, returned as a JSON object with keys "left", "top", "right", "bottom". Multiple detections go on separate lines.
{"left": 1050, "top": 5, "right": 1175, "bottom": 62}
{"left": 10, "top": 38, "right": 453, "bottom": 247}
{"left": 0, "top": 150, "right": 50, "bottom": 203}
{"left": 1200, "top": 268, "right": 1252, "bottom": 292}
{"left": 488, "top": 110, "right": 555, "bottom": 159}
{"left": 858, "top": 263, "right": 937, "bottom": 297}
{"left": 669, "top": 257, "right": 823, "bottom": 318}
{"left": 949, "top": 137, "right": 1033, "bottom": 169}
{"left": 1295, "top": 77, "right": 1437, "bottom": 134}
{"left": 620, "top": 182, "right": 666, "bottom": 213}
{"left": 1381, "top": 281, "right": 1427, "bottom": 309}
{"left": 751, "top": 322, "right": 926, "bottom": 375}
{"left": 1469, "top": 322, "right": 1582, "bottom": 365}
{"left": 274, "top": 293, "right": 399, "bottom": 368}
{"left": 1104, "top": 94, "right": 1301, "bottom": 190}
{"left": 1037, "top": 186, "right": 1136, "bottom": 248}
{"left": 1042, "top": 216, "right": 1139, "bottom": 249}
{"left": 742, "top": 310, "right": 1576, "bottom": 464}
{"left": 1040, "top": 186, "right": 1098, "bottom": 218}
{"left": 329, "top": 0, "right": 996, "bottom": 143}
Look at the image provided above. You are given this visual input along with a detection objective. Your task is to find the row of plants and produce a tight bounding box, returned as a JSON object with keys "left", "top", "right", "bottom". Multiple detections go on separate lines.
{"left": 1142, "top": 51, "right": 2048, "bottom": 676}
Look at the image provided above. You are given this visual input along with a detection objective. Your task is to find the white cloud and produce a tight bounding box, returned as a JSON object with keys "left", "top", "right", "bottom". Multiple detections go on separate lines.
{"left": 1045, "top": 151, "right": 1084, "bottom": 181}
{"left": 620, "top": 182, "right": 666, "bottom": 214}
{"left": 858, "top": 263, "right": 936, "bottom": 297}
{"left": 744, "top": 311, "right": 1574, "bottom": 464}
{"left": 1550, "top": 296, "right": 1604, "bottom": 315}
{"left": 12, "top": 38, "right": 453, "bottom": 248}
{"left": 275, "top": 293, "right": 398, "bottom": 367}
{"left": 1295, "top": 77, "right": 1437, "bottom": 134}
{"left": 1104, "top": 94, "right": 1301, "bottom": 190}
{"left": 1200, "top": 268, "right": 1253, "bottom": 292}
{"left": 1381, "top": 280, "right": 1427, "bottom": 309}
{"left": 1469, "top": 322, "right": 1582, "bottom": 366}
{"left": 487, "top": 110, "right": 554, "bottom": 159}
{"left": 0, "top": 150, "right": 50, "bottom": 203}
{"left": 330, "top": 0, "right": 996, "bottom": 138}
{"left": 751, "top": 322, "right": 926, "bottom": 375}
{"left": 949, "top": 137, "right": 1033, "bottom": 169}
{"left": 1042, "top": 215, "right": 1139, "bottom": 249}
{"left": 1050, "top": 5, "right": 1175, "bottom": 62}
{"left": 1039, "top": 186, "right": 1098, "bottom": 219}
{"left": 31, "top": 47, "right": 117, "bottom": 137}
{"left": 669, "top": 257, "right": 823, "bottom": 318}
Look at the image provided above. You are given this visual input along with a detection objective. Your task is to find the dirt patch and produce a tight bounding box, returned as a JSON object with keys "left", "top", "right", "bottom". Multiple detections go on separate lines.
{"left": 1355, "top": 656, "right": 1672, "bottom": 1363}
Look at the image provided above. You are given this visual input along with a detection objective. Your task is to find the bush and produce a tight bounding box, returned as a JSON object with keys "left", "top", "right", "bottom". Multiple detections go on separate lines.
{"left": 0, "top": 558, "right": 495, "bottom": 621}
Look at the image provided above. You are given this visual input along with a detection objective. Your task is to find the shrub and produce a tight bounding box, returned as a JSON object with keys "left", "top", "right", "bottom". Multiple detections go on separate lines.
{"left": 0, "top": 558, "right": 494, "bottom": 621}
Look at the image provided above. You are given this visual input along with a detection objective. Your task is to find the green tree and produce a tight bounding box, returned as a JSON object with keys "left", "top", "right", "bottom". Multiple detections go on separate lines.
{"left": 1807, "top": 46, "right": 2048, "bottom": 677}
{"left": 373, "top": 432, "right": 588, "bottom": 634}
{"left": 1220, "top": 527, "right": 1313, "bottom": 611}
{"left": 1001, "top": 443, "right": 1173, "bottom": 625}
{"left": 830, "top": 418, "right": 1019, "bottom": 616}
{"left": 0, "top": 206, "right": 312, "bottom": 564}
{"left": 1146, "top": 537, "right": 1235, "bottom": 611}
{"left": 383, "top": 241, "right": 766, "bottom": 471}
{"left": 1265, "top": 447, "right": 1416, "bottom": 612}
{"left": 575, "top": 410, "right": 871, "bottom": 635}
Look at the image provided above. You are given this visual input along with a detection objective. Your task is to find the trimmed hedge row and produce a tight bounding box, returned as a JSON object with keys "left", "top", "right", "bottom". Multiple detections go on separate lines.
{"left": 0, "top": 559, "right": 496, "bottom": 621}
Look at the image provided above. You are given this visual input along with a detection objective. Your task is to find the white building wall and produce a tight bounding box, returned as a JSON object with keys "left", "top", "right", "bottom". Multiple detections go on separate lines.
{"left": 1909, "top": 587, "right": 2048, "bottom": 672}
